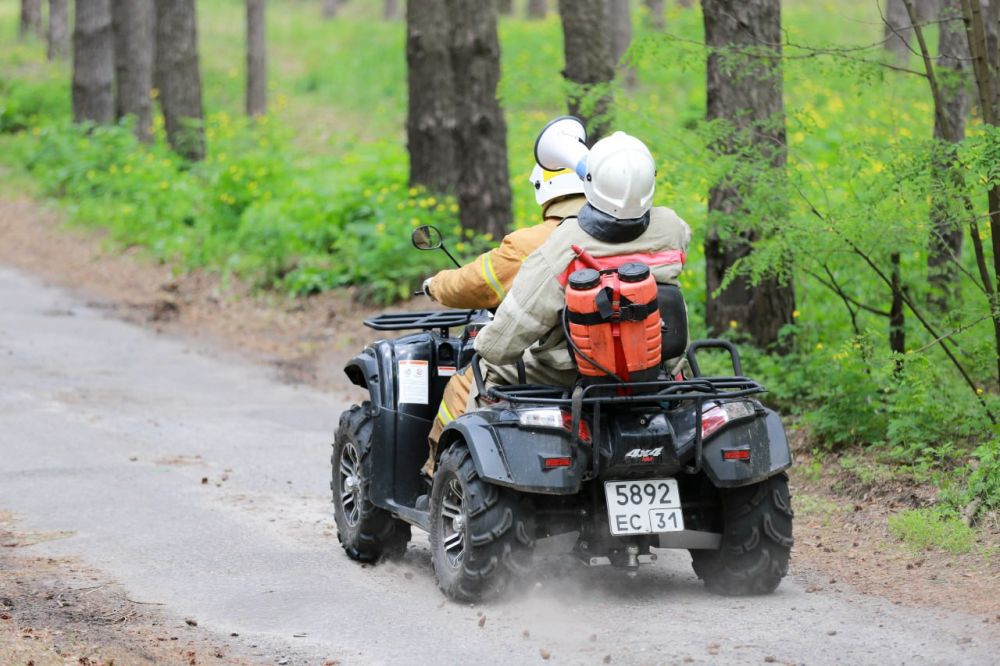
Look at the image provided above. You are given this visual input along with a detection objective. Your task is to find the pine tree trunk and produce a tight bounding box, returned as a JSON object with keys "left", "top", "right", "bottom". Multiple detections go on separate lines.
{"left": 72, "top": 0, "right": 115, "bottom": 124}
{"left": 676, "top": 0, "right": 692, "bottom": 7}
{"left": 608, "top": 0, "right": 634, "bottom": 86}
{"left": 406, "top": 0, "right": 458, "bottom": 192}
{"left": 155, "top": 0, "right": 205, "bottom": 161}
{"left": 558, "top": 0, "right": 614, "bottom": 143}
{"left": 498, "top": 0, "right": 513, "bottom": 14}
{"left": 644, "top": 0, "right": 665, "bottom": 30}
{"left": 526, "top": 0, "right": 546, "bottom": 19}
{"left": 703, "top": 0, "right": 795, "bottom": 349}
{"left": 20, "top": 0, "right": 43, "bottom": 39}
{"left": 246, "top": 0, "right": 267, "bottom": 117}
{"left": 111, "top": 0, "right": 153, "bottom": 141}
{"left": 927, "top": 0, "right": 968, "bottom": 310}
{"left": 883, "top": 0, "right": 913, "bottom": 64}
{"left": 445, "top": 0, "right": 512, "bottom": 238}
{"left": 384, "top": 0, "right": 401, "bottom": 20}
{"left": 47, "top": 0, "right": 69, "bottom": 59}
{"left": 322, "top": 0, "right": 338, "bottom": 19}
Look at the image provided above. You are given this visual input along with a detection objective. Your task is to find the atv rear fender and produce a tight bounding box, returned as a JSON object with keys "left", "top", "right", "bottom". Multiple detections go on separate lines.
{"left": 439, "top": 412, "right": 586, "bottom": 495}
{"left": 700, "top": 408, "right": 792, "bottom": 488}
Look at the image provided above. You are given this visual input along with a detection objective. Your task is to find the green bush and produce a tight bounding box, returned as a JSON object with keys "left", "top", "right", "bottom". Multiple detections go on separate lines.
{"left": 16, "top": 117, "right": 474, "bottom": 303}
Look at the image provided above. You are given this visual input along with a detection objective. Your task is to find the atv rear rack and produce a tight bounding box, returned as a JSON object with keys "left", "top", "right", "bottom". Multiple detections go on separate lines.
{"left": 473, "top": 339, "right": 765, "bottom": 478}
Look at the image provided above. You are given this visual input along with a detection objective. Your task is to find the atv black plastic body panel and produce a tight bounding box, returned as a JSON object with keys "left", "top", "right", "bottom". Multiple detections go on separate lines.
{"left": 439, "top": 411, "right": 589, "bottom": 495}
{"left": 700, "top": 408, "right": 791, "bottom": 488}
{"left": 344, "top": 329, "right": 461, "bottom": 511}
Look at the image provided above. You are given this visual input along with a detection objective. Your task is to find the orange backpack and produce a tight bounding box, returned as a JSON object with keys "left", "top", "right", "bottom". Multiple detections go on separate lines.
{"left": 564, "top": 245, "right": 662, "bottom": 383}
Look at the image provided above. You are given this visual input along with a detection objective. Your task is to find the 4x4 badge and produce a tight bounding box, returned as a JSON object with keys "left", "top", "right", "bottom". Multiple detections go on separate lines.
{"left": 624, "top": 447, "right": 663, "bottom": 460}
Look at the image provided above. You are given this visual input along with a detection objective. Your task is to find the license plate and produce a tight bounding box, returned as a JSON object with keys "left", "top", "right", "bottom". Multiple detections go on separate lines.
{"left": 604, "top": 478, "right": 684, "bottom": 535}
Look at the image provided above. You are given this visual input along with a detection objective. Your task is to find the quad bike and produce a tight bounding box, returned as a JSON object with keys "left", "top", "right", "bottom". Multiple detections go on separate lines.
{"left": 331, "top": 226, "right": 794, "bottom": 602}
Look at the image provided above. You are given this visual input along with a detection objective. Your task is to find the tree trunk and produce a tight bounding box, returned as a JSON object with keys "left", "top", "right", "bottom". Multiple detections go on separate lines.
{"left": 558, "top": 0, "right": 615, "bottom": 143}
{"left": 498, "top": 0, "right": 513, "bottom": 14}
{"left": 155, "top": 0, "right": 205, "bottom": 161}
{"left": 703, "top": 0, "right": 795, "bottom": 349}
{"left": 890, "top": 252, "right": 906, "bottom": 360}
{"left": 927, "top": 0, "right": 968, "bottom": 310}
{"left": 72, "top": 0, "right": 115, "bottom": 124}
{"left": 677, "top": 0, "right": 692, "bottom": 7}
{"left": 47, "top": 0, "right": 69, "bottom": 59}
{"left": 526, "top": 0, "right": 546, "bottom": 19}
{"left": 111, "top": 0, "right": 153, "bottom": 141}
{"left": 406, "top": 0, "right": 458, "bottom": 192}
{"left": 246, "top": 0, "right": 267, "bottom": 117}
{"left": 322, "top": 0, "right": 338, "bottom": 19}
{"left": 445, "top": 0, "right": 512, "bottom": 238}
{"left": 20, "top": 0, "right": 43, "bottom": 39}
{"left": 607, "top": 0, "right": 634, "bottom": 86}
{"left": 644, "top": 0, "right": 665, "bottom": 30}
{"left": 883, "top": 0, "right": 914, "bottom": 64}
{"left": 384, "top": 0, "right": 401, "bottom": 20}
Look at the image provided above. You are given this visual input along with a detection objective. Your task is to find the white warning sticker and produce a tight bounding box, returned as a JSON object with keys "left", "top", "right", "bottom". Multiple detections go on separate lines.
{"left": 398, "top": 359, "right": 429, "bottom": 405}
{"left": 438, "top": 365, "right": 457, "bottom": 377}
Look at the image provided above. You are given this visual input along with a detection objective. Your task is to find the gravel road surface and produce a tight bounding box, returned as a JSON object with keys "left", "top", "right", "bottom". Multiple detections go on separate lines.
{"left": 1, "top": 266, "right": 997, "bottom": 665}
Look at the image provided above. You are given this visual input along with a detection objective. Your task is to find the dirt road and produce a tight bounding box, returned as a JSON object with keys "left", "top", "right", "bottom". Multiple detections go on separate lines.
{"left": 1, "top": 265, "right": 997, "bottom": 665}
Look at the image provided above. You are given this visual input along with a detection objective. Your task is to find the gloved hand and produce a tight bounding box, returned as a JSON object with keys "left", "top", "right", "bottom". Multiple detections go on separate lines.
{"left": 422, "top": 277, "right": 436, "bottom": 301}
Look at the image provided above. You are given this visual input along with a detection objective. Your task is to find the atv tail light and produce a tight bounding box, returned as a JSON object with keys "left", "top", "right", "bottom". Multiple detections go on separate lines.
{"left": 517, "top": 408, "right": 591, "bottom": 443}
{"left": 701, "top": 401, "right": 755, "bottom": 440}
{"left": 722, "top": 449, "right": 751, "bottom": 461}
{"left": 542, "top": 456, "right": 573, "bottom": 468}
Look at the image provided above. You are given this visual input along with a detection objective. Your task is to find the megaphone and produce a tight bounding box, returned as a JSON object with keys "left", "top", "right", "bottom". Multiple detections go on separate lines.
{"left": 534, "top": 116, "right": 589, "bottom": 180}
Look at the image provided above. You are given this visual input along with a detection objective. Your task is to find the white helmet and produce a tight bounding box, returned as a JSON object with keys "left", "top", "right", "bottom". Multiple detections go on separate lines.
{"left": 583, "top": 131, "right": 656, "bottom": 219}
{"left": 529, "top": 164, "right": 585, "bottom": 206}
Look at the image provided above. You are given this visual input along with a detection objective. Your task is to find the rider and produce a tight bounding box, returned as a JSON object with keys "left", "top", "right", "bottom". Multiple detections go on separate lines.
{"left": 422, "top": 167, "right": 586, "bottom": 475}
{"left": 470, "top": 131, "right": 691, "bottom": 410}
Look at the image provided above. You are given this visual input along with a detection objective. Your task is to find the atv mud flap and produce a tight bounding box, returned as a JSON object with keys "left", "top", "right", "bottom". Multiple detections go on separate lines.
{"left": 700, "top": 408, "right": 792, "bottom": 488}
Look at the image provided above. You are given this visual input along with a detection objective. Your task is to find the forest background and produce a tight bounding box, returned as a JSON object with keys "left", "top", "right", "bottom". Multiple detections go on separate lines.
{"left": 1, "top": 0, "right": 998, "bottom": 554}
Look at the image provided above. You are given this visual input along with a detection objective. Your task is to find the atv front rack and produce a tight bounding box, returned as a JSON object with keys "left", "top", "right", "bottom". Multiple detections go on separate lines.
{"left": 364, "top": 309, "right": 477, "bottom": 333}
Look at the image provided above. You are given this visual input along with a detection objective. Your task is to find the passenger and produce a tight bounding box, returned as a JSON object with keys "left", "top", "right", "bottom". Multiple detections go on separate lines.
{"left": 469, "top": 131, "right": 690, "bottom": 419}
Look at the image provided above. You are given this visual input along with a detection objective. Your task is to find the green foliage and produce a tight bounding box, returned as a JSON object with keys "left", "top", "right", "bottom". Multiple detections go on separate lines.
{"left": 0, "top": 75, "right": 67, "bottom": 133}
{"left": 888, "top": 508, "right": 977, "bottom": 554}
{"left": 14, "top": 116, "right": 470, "bottom": 303}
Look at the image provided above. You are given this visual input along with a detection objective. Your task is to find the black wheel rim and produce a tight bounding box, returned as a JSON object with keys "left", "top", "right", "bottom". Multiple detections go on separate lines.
{"left": 440, "top": 476, "right": 466, "bottom": 568}
{"left": 339, "top": 441, "right": 362, "bottom": 527}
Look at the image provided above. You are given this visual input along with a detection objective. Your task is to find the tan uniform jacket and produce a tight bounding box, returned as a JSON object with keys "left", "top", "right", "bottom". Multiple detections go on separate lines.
{"left": 428, "top": 196, "right": 585, "bottom": 309}
{"left": 474, "top": 206, "right": 691, "bottom": 372}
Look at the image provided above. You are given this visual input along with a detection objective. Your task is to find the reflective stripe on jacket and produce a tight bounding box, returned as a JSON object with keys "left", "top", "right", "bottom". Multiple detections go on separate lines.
{"left": 473, "top": 206, "right": 691, "bottom": 370}
{"left": 428, "top": 196, "right": 585, "bottom": 309}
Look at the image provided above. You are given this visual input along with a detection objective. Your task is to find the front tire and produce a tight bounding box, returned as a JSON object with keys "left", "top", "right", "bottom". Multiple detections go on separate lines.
{"left": 429, "top": 444, "right": 534, "bottom": 602}
{"left": 331, "top": 403, "right": 411, "bottom": 563}
{"left": 691, "top": 473, "right": 793, "bottom": 596}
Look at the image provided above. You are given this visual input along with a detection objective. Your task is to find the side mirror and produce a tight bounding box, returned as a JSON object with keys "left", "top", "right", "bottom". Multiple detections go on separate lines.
{"left": 412, "top": 225, "right": 443, "bottom": 251}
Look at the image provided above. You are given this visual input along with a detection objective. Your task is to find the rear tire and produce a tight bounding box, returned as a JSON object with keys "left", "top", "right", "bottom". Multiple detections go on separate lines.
{"left": 331, "top": 403, "right": 411, "bottom": 563}
{"left": 429, "top": 444, "right": 534, "bottom": 602}
{"left": 691, "top": 473, "right": 793, "bottom": 596}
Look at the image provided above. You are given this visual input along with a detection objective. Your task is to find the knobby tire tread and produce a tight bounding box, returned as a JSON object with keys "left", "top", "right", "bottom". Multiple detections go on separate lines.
{"left": 691, "top": 473, "right": 793, "bottom": 596}
{"left": 331, "top": 403, "right": 411, "bottom": 563}
{"left": 430, "top": 444, "right": 535, "bottom": 602}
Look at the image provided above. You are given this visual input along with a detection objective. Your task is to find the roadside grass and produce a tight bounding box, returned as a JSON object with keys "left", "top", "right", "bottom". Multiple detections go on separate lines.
{"left": 888, "top": 509, "right": 978, "bottom": 555}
